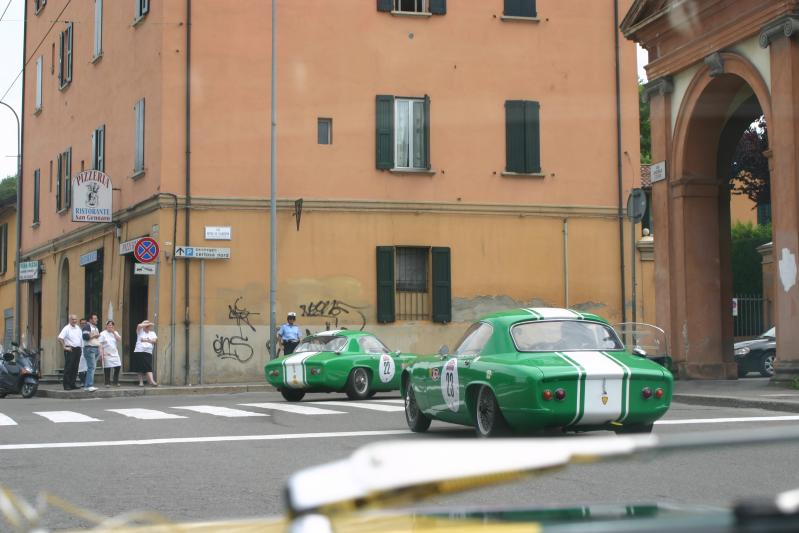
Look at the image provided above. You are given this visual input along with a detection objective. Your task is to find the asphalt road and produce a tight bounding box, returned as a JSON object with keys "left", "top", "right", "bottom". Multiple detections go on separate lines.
{"left": 1, "top": 390, "right": 798, "bottom": 530}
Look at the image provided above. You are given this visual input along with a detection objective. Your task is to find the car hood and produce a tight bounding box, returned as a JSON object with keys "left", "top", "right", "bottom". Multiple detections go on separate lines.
{"left": 733, "top": 338, "right": 774, "bottom": 350}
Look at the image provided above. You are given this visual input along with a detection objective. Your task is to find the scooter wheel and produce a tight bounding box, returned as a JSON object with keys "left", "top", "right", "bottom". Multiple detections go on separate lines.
{"left": 21, "top": 382, "right": 38, "bottom": 399}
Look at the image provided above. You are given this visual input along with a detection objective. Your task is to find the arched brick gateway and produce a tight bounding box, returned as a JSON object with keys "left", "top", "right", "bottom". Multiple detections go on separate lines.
{"left": 622, "top": 1, "right": 799, "bottom": 381}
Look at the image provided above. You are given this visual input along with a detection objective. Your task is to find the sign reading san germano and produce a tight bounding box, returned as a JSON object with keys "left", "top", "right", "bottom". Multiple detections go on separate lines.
{"left": 72, "top": 170, "right": 113, "bottom": 223}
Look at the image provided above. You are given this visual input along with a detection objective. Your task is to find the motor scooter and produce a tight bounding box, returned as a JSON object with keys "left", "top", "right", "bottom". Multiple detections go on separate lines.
{"left": 0, "top": 343, "right": 41, "bottom": 399}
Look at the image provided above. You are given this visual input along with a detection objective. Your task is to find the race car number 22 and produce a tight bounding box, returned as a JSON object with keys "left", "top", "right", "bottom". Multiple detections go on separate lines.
{"left": 379, "top": 353, "right": 395, "bottom": 384}
{"left": 442, "top": 358, "right": 460, "bottom": 412}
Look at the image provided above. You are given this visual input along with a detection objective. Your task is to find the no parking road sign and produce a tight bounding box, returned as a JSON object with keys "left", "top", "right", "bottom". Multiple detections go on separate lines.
{"left": 134, "top": 237, "right": 160, "bottom": 263}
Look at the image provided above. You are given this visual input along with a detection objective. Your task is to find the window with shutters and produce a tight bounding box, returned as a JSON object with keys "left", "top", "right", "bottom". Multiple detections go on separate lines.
{"left": 376, "top": 0, "right": 447, "bottom": 15}
{"left": 58, "top": 22, "right": 73, "bottom": 89}
{"left": 0, "top": 224, "right": 7, "bottom": 275}
{"left": 503, "top": 0, "right": 538, "bottom": 18}
{"left": 33, "top": 169, "right": 40, "bottom": 225}
{"left": 318, "top": 118, "right": 332, "bottom": 145}
{"left": 92, "top": 125, "right": 105, "bottom": 172}
{"left": 134, "top": 98, "right": 145, "bottom": 175}
{"left": 56, "top": 147, "right": 72, "bottom": 212}
{"left": 34, "top": 0, "right": 46, "bottom": 14}
{"left": 93, "top": 0, "right": 103, "bottom": 60}
{"left": 505, "top": 100, "right": 541, "bottom": 174}
{"left": 35, "top": 56, "right": 43, "bottom": 112}
{"left": 134, "top": 0, "right": 150, "bottom": 23}
{"left": 376, "top": 246, "right": 451, "bottom": 323}
{"left": 376, "top": 95, "right": 431, "bottom": 171}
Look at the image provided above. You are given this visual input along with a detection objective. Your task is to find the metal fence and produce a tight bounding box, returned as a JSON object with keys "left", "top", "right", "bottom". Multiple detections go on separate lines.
{"left": 733, "top": 294, "right": 767, "bottom": 338}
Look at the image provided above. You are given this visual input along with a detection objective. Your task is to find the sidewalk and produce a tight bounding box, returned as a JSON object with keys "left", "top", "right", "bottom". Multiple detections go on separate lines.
{"left": 35, "top": 381, "right": 274, "bottom": 399}
{"left": 674, "top": 377, "right": 799, "bottom": 413}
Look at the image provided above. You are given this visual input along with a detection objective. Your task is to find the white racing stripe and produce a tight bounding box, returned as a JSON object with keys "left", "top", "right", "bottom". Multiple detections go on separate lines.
{"left": 107, "top": 409, "right": 187, "bottom": 420}
{"left": 34, "top": 411, "right": 102, "bottom": 423}
{"left": 282, "top": 351, "right": 320, "bottom": 389}
{"left": 0, "top": 429, "right": 412, "bottom": 451}
{"left": 369, "top": 399, "right": 405, "bottom": 404}
{"left": 316, "top": 401, "right": 405, "bottom": 412}
{"left": 527, "top": 308, "right": 581, "bottom": 319}
{"left": 657, "top": 415, "right": 799, "bottom": 425}
{"left": 562, "top": 351, "right": 626, "bottom": 426}
{"left": 0, "top": 413, "right": 17, "bottom": 426}
{"left": 239, "top": 403, "right": 345, "bottom": 415}
{"left": 172, "top": 406, "right": 268, "bottom": 418}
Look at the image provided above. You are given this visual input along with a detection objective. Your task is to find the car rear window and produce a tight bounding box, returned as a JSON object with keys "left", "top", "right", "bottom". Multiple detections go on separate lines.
{"left": 511, "top": 320, "right": 623, "bottom": 352}
{"left": 295, "top": 336, "right": 348, "bottom": 353}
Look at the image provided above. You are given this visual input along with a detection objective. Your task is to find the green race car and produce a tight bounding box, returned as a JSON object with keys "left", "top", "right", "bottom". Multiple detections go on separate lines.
{"left": 402, "top": 308, "right": 673, "bottom": 437}
{"left": 265, "top": 330, "right": 416, "bottom": 402}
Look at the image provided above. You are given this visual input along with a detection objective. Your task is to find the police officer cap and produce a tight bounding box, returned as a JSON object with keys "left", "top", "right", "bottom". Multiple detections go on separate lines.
{"left": 287, "top": 312, "right": 297, "bottom": 319}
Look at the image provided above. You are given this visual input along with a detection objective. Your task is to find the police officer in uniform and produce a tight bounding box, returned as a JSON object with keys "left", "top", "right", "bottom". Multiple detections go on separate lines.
{"left": 277, "top": 312, "right": 301, "bottom": 355}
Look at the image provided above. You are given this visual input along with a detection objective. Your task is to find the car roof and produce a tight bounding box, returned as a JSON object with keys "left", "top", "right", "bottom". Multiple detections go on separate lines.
{"left": 306, "top": 329, "right": 370, "bottom": 338}
{"left": 480, "top": 307, "right": 609, "bottom": 325}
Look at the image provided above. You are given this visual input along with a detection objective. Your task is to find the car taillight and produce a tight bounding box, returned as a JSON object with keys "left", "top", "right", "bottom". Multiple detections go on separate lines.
{"left": 642, "top": 387, "right": 653, "bottom": 399}
{"left": 655, "top": 388, "right": 664, "bottom": 399}
{"left": 269, "top": 370, "right": 279, "bottom": 377}
{"left": 555, "top": 388, "right": 566, "bottom": 401}
{"left": 542, "top": 389, "right": 553, "bottom": 401}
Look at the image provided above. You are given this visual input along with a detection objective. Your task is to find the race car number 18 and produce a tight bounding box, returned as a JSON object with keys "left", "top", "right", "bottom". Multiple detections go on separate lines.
{"left": 379, "top": 353, "right": 395, "bottom": 384}
{"left": 442, "top": 358, "right": 459, "bottom": 412}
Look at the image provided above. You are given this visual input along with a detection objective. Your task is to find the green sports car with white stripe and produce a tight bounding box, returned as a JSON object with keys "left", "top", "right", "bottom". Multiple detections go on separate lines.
{"left": 264, "top": 330, "right": 416, "bottom": 402}
{"left": 402, "top": 308, "right": 673, "bottom": 437}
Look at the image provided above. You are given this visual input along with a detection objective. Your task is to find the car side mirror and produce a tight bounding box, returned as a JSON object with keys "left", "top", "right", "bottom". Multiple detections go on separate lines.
{"left": 438, "top": 345, "right": 449, "bottom": 356}
{"left": 393, "top": 350, "right": 401, "bottom": 356}
{"left": 632, "top": 346, "right": 647, "bottom": 357}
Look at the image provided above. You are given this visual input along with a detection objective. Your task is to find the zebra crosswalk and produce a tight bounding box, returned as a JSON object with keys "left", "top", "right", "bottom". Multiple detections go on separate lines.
{"left": 0, "top": 399, "right": 406, "bottom": 427}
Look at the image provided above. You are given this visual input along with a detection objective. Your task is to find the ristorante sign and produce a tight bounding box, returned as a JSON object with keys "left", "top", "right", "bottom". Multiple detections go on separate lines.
{"left": 72, "top": 170, "right": 113, "bottom": 223}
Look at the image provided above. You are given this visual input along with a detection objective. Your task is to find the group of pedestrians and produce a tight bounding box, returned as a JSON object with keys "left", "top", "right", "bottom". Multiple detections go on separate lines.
{"left": 57, "top": 314, "right": 158, "bottom": 392}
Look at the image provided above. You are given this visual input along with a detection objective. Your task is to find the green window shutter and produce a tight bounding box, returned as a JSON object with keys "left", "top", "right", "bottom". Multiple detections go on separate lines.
{"left": 423, "top": 95, "right": 431, "bottom": 170}
{"left": 431, "top": 247, "right": 451, "bottom": 323}
{"left": 376, "top": 246, "right": 395, "bottom": 323}
{"left": 58, "top": 31, "right": 64, "bottom": 86}
{"left": 429, "top": 0, "right": 447, "bottom": 15}
{"left": 33, "top": 169, "right": 40, "bottom": 224}
{"left": 376, "top": 95, "right": 394, "bottom": 169}
{"left": 377, "top": 0, "right": 393, "bottom": 12}
{"left": 65, "top": 148, "right": 72, "bottom": 208}
{"left": 504, "top": 0, "right": 536, "bottom": 17}
{"left": 505, "top": 100, "right": 525, "bottom": 173}
{"left": 524, "top": 101, "right": 541, "bottom": 173}
{"left": 56, "top": 153, "right": 62, "bottom": 210}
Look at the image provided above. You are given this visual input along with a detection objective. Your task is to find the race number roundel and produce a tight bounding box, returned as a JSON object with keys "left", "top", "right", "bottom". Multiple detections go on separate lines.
{"left": 378, "top": 353, "right": 395, "bottom": 383}
{"left": 133, "top": 237, "right": 160, "bottom": 264}
{"left": 441, "top": 358, "right": 459, "bottom": 412}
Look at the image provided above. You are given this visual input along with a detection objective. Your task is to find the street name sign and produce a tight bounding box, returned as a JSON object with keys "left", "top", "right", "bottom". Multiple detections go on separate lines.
{"left": 174, "top": 246, "right": 230, "bottom": 259}
{"left": 650, "top": 161, "right": 666, "bottom": 184}
{"left": 205, "top": 226, "right": 232, "bottom": 240}
{"left": 134, "top": 263, "right": 157, "bottom": 276}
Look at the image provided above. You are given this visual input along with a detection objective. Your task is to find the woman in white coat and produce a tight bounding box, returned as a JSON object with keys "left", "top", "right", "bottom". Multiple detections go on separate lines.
{"left": 99, "top": 320, "right": 123, "bottom": 387}
{"left": 132, "top": 320, "right": 158, "bottom": 387}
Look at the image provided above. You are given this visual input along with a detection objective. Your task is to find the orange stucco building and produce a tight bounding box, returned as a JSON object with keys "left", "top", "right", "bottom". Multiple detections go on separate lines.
{"left": 19, "top": 0, "right": 644, "bottom": 383}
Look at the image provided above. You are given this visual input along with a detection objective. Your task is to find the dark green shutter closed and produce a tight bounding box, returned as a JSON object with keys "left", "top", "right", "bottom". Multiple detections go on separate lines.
{"left": 504, "top": 0, "right": 536, "bottom": 17}
{"left": 429, "top": 0, "right": 447, "bottom": 15}
{"left": 376, "top": 246, "right": 395, "bottom": 323}
{"left": 423, "top": 95, "right": 431, "bottom": 170}
{"left": 377, "top": 0, "right": 393, "bottom": 12}
{"left": 431, "top": 247, "right": 451, "bottom": 323}
{"left": 376, "top": 95, "right": 394, "bottom": 169}
{"left": 505, "top": 101, "right": 525, "bottom": 173}
{"left": 524, "top": 101, "right": 541, "bottom": 173}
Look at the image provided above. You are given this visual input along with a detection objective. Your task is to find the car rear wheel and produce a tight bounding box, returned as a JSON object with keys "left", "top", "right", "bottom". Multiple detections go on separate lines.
{"left": 404, "top": 385, "right": 431, "bottom": 433}
{"left": 614, "top": 423, "right": 653, "bottom": 435}
{"left": 280, "top": 389, "right": 306, "bottom": 402}
{"left": 474, "top": 386, "right": 509, "bottom": 438}
{"left": 346, "top": 368, "right": 371, "bottom": 400}
{"left": 760, "top": 352, "right": 775, "bottom": 377}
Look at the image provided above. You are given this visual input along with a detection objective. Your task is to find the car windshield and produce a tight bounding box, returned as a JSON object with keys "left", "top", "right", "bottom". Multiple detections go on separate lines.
{"left": 358, "top": 335, "right": 391, "bottom": 354}
{"left": 294, "top": 336, "right": 348, "bottom": 353}
{"left": 511, "top": 320, "right": 624, "bottom": 352}
{"left": 761, "top": 327, "right": 775, "bottom": 338}
{"left": 453, "top": 322, "right": 494, "bottom": 356}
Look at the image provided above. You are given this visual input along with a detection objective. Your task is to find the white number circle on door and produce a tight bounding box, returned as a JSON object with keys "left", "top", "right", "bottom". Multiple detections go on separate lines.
{"left": 379, "top": 353, "right": 395, "bottom": 383}
{"left": 441, "top": 358, "right": 459, "bottom": 412}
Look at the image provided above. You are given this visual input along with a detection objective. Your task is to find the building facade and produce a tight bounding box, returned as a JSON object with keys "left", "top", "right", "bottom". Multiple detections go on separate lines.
{"left": 20, "top": 0, "right": 644, "bottom": 384}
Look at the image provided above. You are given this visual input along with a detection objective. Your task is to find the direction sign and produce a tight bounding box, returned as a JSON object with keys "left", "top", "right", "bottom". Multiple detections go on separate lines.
{"left": 134, "top": 263, "right": 157, "bottom": 276}
{"left": 133, "top": 237, "right": 160, "bottom": 263}
{"left": 174, "top": 246, "right": 230, "bottom": 259}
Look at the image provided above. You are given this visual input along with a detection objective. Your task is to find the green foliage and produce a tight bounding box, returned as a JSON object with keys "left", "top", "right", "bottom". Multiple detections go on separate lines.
{"left": 638, "top": 83, "right": 651, "bottom": 164}
{"left": 731, "top": 221, "right": 772, "bottom": 294}
{"left": 0, "top": 175, "right": 16, "bottom": 204}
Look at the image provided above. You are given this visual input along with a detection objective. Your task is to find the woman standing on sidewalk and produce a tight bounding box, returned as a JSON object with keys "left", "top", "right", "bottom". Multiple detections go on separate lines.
{"left": 132, "top": 320, "right": 158, "bottom": 387}
{"left": 99, "top": 320, "right": 123, "bottom": 387}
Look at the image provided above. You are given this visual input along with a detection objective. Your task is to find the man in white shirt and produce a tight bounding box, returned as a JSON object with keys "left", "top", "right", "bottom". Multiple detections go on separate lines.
{"left": 57, "top": 315, "right": 83, "bottom": 391}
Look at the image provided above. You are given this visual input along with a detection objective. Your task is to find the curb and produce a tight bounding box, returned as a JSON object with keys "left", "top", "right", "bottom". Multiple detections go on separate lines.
{"left": 36, "top": 383, "right": 275, "bottom": 399}
{"left": 673, "top": 393, "right": 799, "bottom": 413}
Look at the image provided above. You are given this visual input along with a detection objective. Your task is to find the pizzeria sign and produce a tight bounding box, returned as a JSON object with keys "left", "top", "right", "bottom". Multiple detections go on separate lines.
{"left": 72, "top": 170, "right": 113, "bottom": 223}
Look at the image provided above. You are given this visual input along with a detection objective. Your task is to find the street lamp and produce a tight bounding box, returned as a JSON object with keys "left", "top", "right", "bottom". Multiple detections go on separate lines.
{"left": 0, "top": 100, "right": 21, "bottom": 346}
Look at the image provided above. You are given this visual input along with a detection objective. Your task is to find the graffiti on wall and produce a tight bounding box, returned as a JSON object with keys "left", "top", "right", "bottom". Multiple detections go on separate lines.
{"left": 212, "top": 297, "right": 260, "bottom": 363}
{"left": 298, "top": 299, "right": 366, "bottom": 331}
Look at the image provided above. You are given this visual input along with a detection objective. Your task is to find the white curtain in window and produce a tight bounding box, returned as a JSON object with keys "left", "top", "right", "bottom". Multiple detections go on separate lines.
{"left": 395, "top": 100, "right": 409, "bottom": 168}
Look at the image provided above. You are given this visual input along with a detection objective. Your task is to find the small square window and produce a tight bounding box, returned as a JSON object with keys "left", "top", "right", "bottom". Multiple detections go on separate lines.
{"left": 317, "top": 118, "right": 332, "bottom": 145}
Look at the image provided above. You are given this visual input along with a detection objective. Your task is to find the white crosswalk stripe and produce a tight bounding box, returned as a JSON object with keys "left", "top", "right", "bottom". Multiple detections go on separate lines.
{"left": 239, "top": 403, "right": 345, "bottom": 415}
{"left": 107, "top": 409, "right": 188, "bottom": 420}
{"left": 369, "top": 399, "right": 404, "bottom": 404}
{"left": 171, "top": 405, "right": 268, "bottom": 418}
{"left": 34, "top": 411, "right": 102, "bottom": 423}
{"left": 315, "top": 401, "right": 405, "bottom": 412}
{"left": 0, "top": 413, "right": 17, "bottom": 426}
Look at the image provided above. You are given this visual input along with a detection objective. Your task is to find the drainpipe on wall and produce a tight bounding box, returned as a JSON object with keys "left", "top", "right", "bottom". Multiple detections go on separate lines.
{"left": 162, "top": 192, "right": 179, "bottom": 384}
{"left": 613, "top": 0, "right": 627, "bottom": 323}
{"left": 14, "top": 0, "right": 29, "bottom": 345}
{"left": 184, "top": 0, "right": 192, "bottom": 384}
{"left": 563, "top": 218, "right": 569, "bottom": 308}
